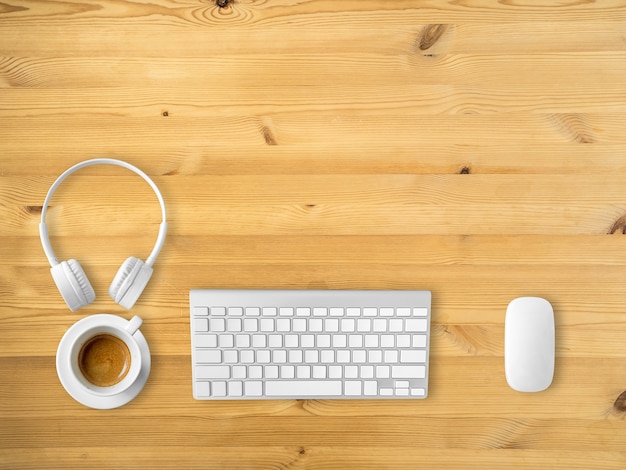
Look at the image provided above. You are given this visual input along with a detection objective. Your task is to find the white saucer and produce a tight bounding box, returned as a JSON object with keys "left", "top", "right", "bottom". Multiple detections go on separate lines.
{"left": 56, "top": 314, "right": 151, "bottom": 409}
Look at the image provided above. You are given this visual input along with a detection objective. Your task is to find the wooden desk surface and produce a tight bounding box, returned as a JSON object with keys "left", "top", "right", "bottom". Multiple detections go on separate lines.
{"left": 2, "top": 1, "right": 626, "bottom": 468}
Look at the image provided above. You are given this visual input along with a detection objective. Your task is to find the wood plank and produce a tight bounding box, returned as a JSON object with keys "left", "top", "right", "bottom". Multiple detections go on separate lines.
{"left": 1, "top": 447, "right": 624, "bottom": 470}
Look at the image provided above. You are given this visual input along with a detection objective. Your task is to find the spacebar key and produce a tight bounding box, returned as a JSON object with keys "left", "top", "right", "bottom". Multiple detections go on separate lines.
{"left": 265, "top": 381, "right": 343, "bottom": 397}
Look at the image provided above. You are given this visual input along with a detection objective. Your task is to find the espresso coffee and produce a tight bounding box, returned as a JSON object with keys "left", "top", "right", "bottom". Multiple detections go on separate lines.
{"left": 78, "top": 334, "right": 131, "bottom": 387}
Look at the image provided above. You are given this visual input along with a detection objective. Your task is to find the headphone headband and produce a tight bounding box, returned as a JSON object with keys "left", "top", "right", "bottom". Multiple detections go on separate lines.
{"left": 39, "top": 158, "right": 168, "bottom": 267}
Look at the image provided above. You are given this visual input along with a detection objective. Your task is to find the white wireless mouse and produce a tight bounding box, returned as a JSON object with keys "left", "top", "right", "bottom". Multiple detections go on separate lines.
{"left": 505, "top": 297, "right": 555, "bottom": 392}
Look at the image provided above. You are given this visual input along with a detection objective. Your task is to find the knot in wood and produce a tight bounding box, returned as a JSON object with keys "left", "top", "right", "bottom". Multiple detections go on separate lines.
{"left": 418, "top": 24, "right": 448, "bottom": 51}
{"left": 613, "top": 391, "right": 626, "bottom": 412}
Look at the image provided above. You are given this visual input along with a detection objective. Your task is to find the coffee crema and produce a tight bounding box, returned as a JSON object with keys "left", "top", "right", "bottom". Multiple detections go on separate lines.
{"left": 78, "top": 333, "right": 131, "bottom": 387}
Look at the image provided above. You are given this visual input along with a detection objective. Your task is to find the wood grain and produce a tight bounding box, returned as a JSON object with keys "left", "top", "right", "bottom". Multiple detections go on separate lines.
{"left": 3, "top": 0, "right": 626, "bottom": 468}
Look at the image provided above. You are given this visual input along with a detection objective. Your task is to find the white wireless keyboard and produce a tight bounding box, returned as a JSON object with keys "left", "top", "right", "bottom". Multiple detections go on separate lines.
{"left": 190, "top": 289, "right": 431, "bottom": 400}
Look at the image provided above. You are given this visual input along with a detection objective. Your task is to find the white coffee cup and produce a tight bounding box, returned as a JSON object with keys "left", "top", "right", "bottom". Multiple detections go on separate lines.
{"left": 63, "top": 315, "right": 144, "bottom": 397}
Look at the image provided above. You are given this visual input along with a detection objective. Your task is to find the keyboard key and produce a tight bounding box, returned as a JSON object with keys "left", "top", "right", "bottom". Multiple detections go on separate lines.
{"left": 364, "top": 335, "right": 379, "bottom": 347}
{"left": 333, "top": 335, "right": 347, "bottom": 347}
{"left": 194, "top": 318, "right": 209, "bottom": 332}
{"left": 297, "top": 365, "right": 311, "bottom": 378}
{"left": 313, "top": 308, "right": 327, "bottom": 316}
{"left": 273, "top": 350, "right": 287, "bottom": 363}
{"left": 209, "top": 319, "right": 225, "bottom": 332}
{"left": 196, "top": 350, "right": 221, "bottom": 363}
{"left": 405, "top": 319, "right": 428, "bottom": 332}
{"left": 276, "top": 319, "right": 290, "bottom": 332}
{"left": 193, "top": 307, "right": 209, "bottom": 316}
{"left": 325, "top": 318, "right": 339, "bottom": 332}
{"left": 235, "top": 334, "right": 250, "bottom": 348}
{"left": 219, "top": 334, "right": 234, "bottom": 348}
{"left": 329, "top": 365, "right": 342, "bottom": 378}
{"left": 380, "top": 335, "right": 394, "bottom": 348}
{"left": 321, "top": 350, "right": 335, "bottom": 363}
{"left": 195, "top": 334, "right": 217, "bottom": 348}
{"left": 233, "top": 366, "right": 246, "bottom": 379}
{"left": 196, "top": 366, "right": 230, "bottom": 379}
{"left": 265, "top": 380, "right": 343, "bottom": 396}
{"left": 353, "top": 350, "right": 366, "bottom": 363}
{"left": 296, "top": 307, "right": 311, "bottom": 316}
{"left": 301, "top": 335, "right": 314, "bottom": 347}
{"left": 252, "top": 334, "right": 266, "bottom": 348}
{"left": 364, "top": 381, "right": 378, "bottom": 396}
{"left": 357, "top": 319, "right": 371, "bottom": 332}
{"left": 260, "top": 319, "right": 274, "bottom": 332}
{"left": 284, "top": 334, "right": 299, "bottom": 347}
{"left": 196, "top": 381, "right": 211, "bottom": 397}
{"left": 397, "top": 335, "right": 410, "bottom": 347}
{"left": 229, "top": 307, "right": 243, "bottom": 316}
{"left": 329, "top": 308, "right": 344, "bottom": 316}
{"left": 337, "top": 350, "right": 350, "bottom": 363}
{"left": 376, "top": 365, "right": 390, "bottom": 378}
{"left": 369, "top": 350, "right": 382, "bottom": 363}
{"left": 293, "top": 319, "right": 306, "bottom": 332}
{"left": 212, "top": 381, "right": 227, "bottom": 397}
{"left": 384, "top": 350, "right": 398, "bottom": 363}
{"left": 243, "top": 319, "right": 258, "bottom": 332}
{"left": 245, "top": 381, "right": 263, "bottom": 396}
{"left": 317, "top": 335, "right": 331, "bottom": 348}
{"left": 224, "top": 350, "right": 238, "bottom": 363}
{"left": 413, "top": 308, "right": 428, "bottom": 317}
{"left": 348, "top": 335, "right": 363, "bottom": 348}
{"left": 413, "top": 335, "right": 427, "bottom": 347}
{"left": 361, "top": 366, "right": 374, "bottom": 378}
{"left": 389, "top": 319, "right": 403, "bottom": 332}
{"left": 211, "top": 307, "right": 226, "bottom": 316}
{"left": 268, "top": 334, "right": 283, "bottom": 347}
{"left": 345, "top": 381, "right": 362, "bottom": 395}
{"left": 289, "top": 350, "right": 303, "bottom": 363}
{"left": 341, "top": 319, "right": 355, "bottom": 332}
{"left": 400, "top": 350, "right": 427, "bottom": 363}
{"left": 380, "top": 308, "right": 395, "bottom": 316}
{"left": 226, "top": 318, "right": 241, "bottom": 333}
{"left": 241, "top": 350, "right": 254, "bottom": 363}
{"left": 281, "top": 365, "right": 295, "bottom": 378}
{"left": 257, "top": 350, "right": 271, "bottom": 363}
{"left": 305, "top": 350, "right": 319, "bottom": 363}
{"left": 373, "top": 319, "right": 387, "bottom": 332}
{"left": 345, "top": 365, "right": 358, "bottom": 378}
{"left": 262, "top": 307, "right": 277, "bottom": 316}
{"left": 309, "top": 319, "right": 323, "bottom": 332}
{"left": 229, "top": 381, "right": 243, "bottom": 397}
{"left": 246, "top": 307, "right": 260, "bottom": 316}
{"left": 249, "top": 366, "right": 263, "bottom": 379}
{"left": 392, "top": 365, "right": 426, "bottom": 379}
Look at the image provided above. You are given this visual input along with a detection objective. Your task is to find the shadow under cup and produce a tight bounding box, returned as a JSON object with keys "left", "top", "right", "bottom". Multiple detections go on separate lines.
{"left": 70, "top": 324, "right": 142, "bottom": 396}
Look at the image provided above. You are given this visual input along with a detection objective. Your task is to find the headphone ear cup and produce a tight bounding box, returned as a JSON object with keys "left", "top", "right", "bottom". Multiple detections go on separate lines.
{"left": 109, "top": 256, "right": 153, "bottom": 309}
{"left": 50, "top": 259, "right": 96, "bottom": 311}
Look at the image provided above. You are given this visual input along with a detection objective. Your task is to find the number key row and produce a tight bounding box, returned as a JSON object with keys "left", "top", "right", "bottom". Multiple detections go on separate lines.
{"left": 193, "top": 306, "right": 428, "bottom": 317}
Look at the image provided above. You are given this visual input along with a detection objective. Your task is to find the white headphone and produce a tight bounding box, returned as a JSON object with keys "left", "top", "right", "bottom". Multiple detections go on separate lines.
{"left": 39, "top": 159, "right": 168, "bottom": 311}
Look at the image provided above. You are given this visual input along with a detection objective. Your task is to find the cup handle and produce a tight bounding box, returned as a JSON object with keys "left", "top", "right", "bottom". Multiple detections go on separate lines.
{"left": 125, "top": 315, "right": 143, "bottom": 336}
